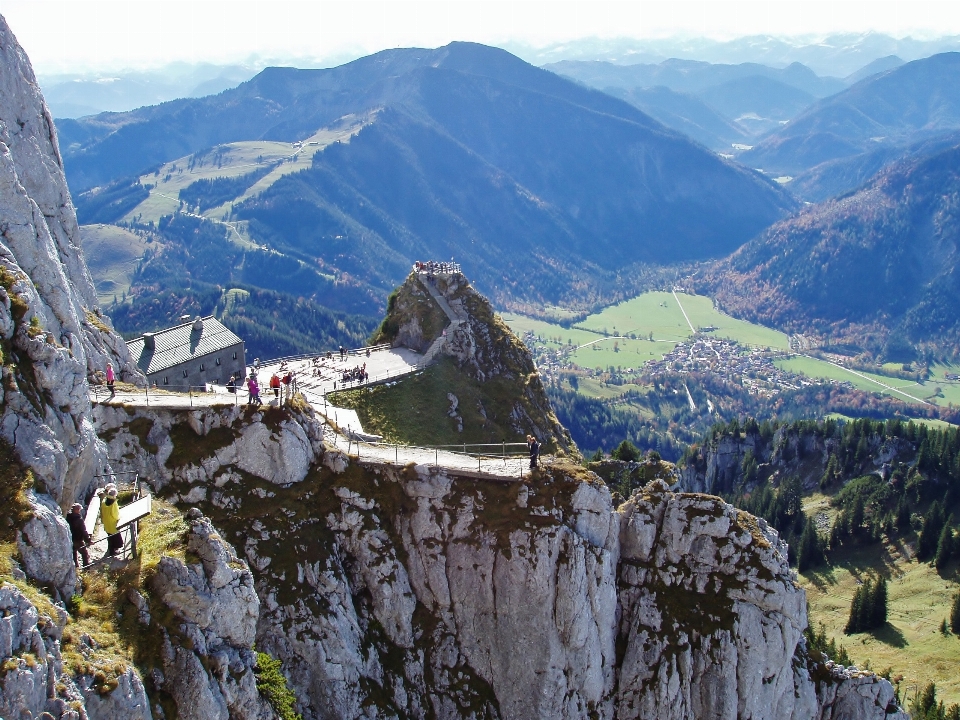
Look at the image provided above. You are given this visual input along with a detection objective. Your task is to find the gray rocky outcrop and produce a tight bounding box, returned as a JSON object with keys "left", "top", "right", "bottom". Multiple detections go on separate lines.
{"left": 148, "top": 404, "right": 903, "bottom": 720}
{"left": 149, "top": 509, "right": 276, "bottom": 720}
{"left": 92, "top": 403, "right": 325, "bottom": 494}
{"left": 16, "top": 490, "right": 76, "bottom": 599}
{"left": 0, "top": 582, "right": 152, "bottom": 720}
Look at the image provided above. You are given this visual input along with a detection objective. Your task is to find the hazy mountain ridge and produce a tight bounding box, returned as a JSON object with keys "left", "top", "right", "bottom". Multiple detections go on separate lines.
{"left": 741, "top": 52, "right": 960, "bottom": 178}
{"left": 522, "top": 32, "right": 960, "bottom": 77}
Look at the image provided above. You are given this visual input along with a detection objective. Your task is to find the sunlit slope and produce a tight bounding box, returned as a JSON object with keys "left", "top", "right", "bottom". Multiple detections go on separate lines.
{"left": 124, "top": 119, "right": 369, "bottom": 226}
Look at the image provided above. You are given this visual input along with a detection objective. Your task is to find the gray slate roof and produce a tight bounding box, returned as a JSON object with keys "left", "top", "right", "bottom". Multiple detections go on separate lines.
{"left": 127, "top": 316, "right": 242, "bottom": 375}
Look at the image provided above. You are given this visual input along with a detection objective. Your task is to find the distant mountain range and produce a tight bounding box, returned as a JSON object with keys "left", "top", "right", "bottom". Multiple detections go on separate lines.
{"left": 697, "top": 142, "right": 960, "bottom": 359}
{"left": 545, "top": 58, "right": 845, "bottom": 149}
{"left": 518, "top": 33, "right": 960, "bottom": 77}
{"left": 40, "top": 63, "right": 258, "bottom": 118}
{"left": 741, "top": 53, "right": 960, "bottom": 189}
{"left": 59, "top": 42, "right": 795, "bottom": 316}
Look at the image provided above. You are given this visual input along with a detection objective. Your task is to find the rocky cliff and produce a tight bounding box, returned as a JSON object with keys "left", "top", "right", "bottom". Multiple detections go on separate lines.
{"left": 93, "top": 401, "right": 905, "bottom": 719}
{"left": 0, "top": 14, "right": 142, "bottom": 507}
{"left": 0, "top": 14, "right": 152, "bottom": 720}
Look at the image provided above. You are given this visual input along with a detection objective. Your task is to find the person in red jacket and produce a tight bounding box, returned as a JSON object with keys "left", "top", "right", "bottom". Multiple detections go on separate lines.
{"left": 270, "top": 373, "right": 281, "bottom": 399}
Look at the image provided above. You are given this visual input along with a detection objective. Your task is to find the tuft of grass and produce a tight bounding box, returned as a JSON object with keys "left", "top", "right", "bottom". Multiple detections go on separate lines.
{"left": 84, "top": 309, "right": 113, "bottom": 335}
{"left": 255, "top": 650, "right": 303, "bottom": 720}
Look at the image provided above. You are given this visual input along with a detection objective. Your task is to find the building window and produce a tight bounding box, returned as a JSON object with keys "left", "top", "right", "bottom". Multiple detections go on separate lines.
{"left": 199, "top": 363, "right": 205, "bottom": 371}
{"left": 163, "top": 377, "right": 168, "bottom": 385}
{"left": 233, "top": 351, "right": 238, "bottom": 360}
{"left": 216, "top": 357, "right": 221, "bottom": 366}
{"left": 182, "top": 370, "right": 188, "bottom": 378}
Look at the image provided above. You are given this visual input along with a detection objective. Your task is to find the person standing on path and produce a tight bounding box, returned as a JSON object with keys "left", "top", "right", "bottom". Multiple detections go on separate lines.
{"left": 97, "top": 485, "right": 123, "bottom": 557}
{"left": 270, "top": 373, "right": 281, "bottom": 399}
{"left": 106, "top": 362, "right": 115, "bottom": 397}
{"left": 247, "top": 375, "right": 262, "bottom": 406}
{"left": 527, "top": 435, "right": 540, "bottom": 470}
{"left": 66, "top": 503, "right": 91, "bottom": 568}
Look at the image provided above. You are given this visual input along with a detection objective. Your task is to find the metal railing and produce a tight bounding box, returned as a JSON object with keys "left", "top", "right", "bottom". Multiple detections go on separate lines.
{"left": 328, "top": 432, "right": 535, "bottom": 478}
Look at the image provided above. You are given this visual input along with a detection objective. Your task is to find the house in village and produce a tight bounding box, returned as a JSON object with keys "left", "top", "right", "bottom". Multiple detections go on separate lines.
{"left": 127, "top": 316, "right": 246, "bottom": 390}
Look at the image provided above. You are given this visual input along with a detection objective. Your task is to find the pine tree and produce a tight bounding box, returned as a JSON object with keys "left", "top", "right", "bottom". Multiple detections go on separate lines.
{"left": 919, "top": 501, "right": 946, "bottom": 561}
{"left": 797, "top": 515, "right": 825, "bottom": 572}
{"left": 870, "top": 577, "right": 888, "bottom": 628}
{"left": 950, "top": 590, "right": 960, "bottom": 635}
{"left": 845, "top": 580, "right": 869, "bottom": 634}
{"left": 934, "top": 520, "right": 954, "bottom": 571}
{"left": 850, "top": 494, "right": 865, "bottom": 536}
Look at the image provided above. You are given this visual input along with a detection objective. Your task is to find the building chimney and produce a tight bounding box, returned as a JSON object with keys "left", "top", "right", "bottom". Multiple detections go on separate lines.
{"left": 143, "top": 332, "right": 155, "bottom": 349}
{"left": 193, "top": 316, "right": 204, "bottom": 332}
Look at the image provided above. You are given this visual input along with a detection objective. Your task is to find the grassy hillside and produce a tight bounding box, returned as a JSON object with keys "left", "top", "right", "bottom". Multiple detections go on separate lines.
{"left": 118, "top": 122, "right": 369, "bottom": 227}
{"left": 79, "top": 224, "right": 152, "bottom": 304}
{"left": 800, "top": 540, "right": 960, "bottom": 705}
{"left": 330, "top": 357, "right": 543, "bottom": 448}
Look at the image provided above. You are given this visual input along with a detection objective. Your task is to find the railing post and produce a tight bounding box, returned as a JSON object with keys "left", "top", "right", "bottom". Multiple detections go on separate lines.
{"left": 145, "top": 385, "right": 149, "bottom": 407}
{"left": 189, "top": 388, "right": 193, "bottom": 407}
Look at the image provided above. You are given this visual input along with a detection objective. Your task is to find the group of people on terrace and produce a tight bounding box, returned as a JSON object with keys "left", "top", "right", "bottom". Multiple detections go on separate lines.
{"left": 414, "top": 260, "right": 461, "bottom": 277}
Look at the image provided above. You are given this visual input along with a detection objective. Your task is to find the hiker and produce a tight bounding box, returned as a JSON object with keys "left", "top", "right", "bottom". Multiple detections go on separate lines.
{"left": 66, "top": 503, "right": 90, "bottom": 568}
{"left": 282, "top": 372, "right": 292, "bottom": 399}
{"left": 226, "top": 375, "right": 237, "bottom": 393}
{"left": 97, "top": 484, "right": 123, "bottom": 557}
{"left": 339, "top": 345, "right": 345, "bottom": 360}
{"left": 270, "top": 373, "right": 281, "bottom": 399}
{"left": 105, "top": 362, "right": 115, "bottom": 397}
{"left": 247, "top": 375, "right": 262, "bottom": 406}
{"left": 527, "top": 435, "right": 540, "bottom": 470}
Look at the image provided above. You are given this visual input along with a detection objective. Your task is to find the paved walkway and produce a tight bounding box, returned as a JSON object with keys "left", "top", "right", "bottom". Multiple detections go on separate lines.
{"left": 325, "top": 426, "right": 530, "bottom": 480}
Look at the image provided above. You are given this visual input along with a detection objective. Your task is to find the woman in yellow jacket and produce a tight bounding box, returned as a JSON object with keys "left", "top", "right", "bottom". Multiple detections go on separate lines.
{"left": 98, "top": 484, "right": 123, "bottom": 557}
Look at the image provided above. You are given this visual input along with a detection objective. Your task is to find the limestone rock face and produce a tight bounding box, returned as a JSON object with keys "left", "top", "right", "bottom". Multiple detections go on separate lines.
{"left": 16, "top": 490, "right": 76, "bottom": 599}
{"left": 150, "top": 510, "right": 275, "bottom": 720}
{"left": 0, "top": 14, "right": 143, "bottom": 508}
{"left": 145, "top": 403, "right": 904, "bottom": 720}
{"left": 91, "top": 404, "right": 325, "bottom": 493}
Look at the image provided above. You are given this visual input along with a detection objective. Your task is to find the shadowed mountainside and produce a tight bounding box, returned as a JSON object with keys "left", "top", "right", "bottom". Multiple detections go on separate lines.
{"left": 59, "top": 42, "right": 796, "bottom": 312}
{"left": 697, "top": 143, "right": 960, "bottom": 358}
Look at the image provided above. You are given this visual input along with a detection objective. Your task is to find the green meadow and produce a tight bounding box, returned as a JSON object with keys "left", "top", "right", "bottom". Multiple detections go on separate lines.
{"left": 572, "top": 291, "right": 790, "bottom": 349}
{"left": 800, "top": 541, "right": 960, "bottom": 706}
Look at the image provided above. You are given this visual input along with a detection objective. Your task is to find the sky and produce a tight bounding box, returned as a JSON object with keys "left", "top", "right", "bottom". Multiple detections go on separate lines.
{"left": 1, "top": 0, "right": 958, "bottom": 75}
